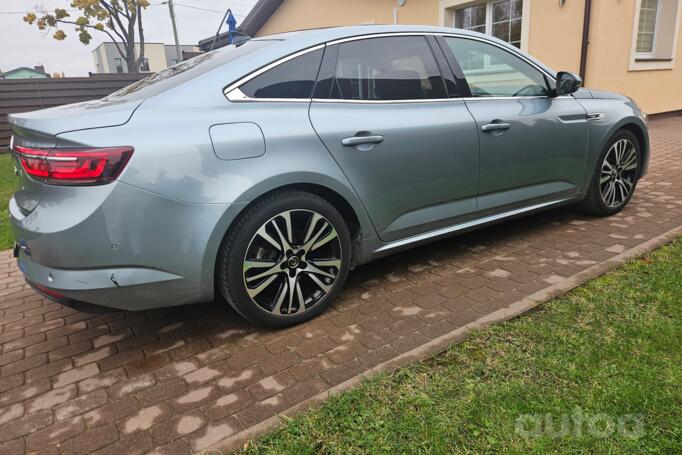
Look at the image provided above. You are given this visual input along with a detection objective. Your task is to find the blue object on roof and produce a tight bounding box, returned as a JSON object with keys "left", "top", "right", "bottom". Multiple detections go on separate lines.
{"left": 226, "top": 10, "right": 237, "bottom": 44}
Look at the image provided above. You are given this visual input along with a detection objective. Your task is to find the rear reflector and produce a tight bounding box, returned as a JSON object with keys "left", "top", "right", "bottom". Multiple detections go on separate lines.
{"left": 13, "top": 145, "right": 133, "bottom": 185}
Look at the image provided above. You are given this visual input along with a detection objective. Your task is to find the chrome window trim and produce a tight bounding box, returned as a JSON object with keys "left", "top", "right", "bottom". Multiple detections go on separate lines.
{"left": 223, "top": 44, "right": 325, "bottom": 102}
{"left": 310, "top": 95, "right": 572, "bottom": 105}
{"left": 223, "top": 31, "right": 558, "bottom": 104}
{"left": 325, "top": 32, "right": 557, "bottom": 81}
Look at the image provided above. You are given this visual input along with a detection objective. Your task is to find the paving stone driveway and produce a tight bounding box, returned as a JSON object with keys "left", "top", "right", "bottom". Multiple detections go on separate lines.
{"left": 1, "top": 117, "right": 681, "bottom": 455}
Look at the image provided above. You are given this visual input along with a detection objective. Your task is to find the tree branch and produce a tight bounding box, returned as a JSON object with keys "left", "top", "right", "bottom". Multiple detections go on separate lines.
{"left": 102, "top": 0, "right": 129, "bottom": 19}
{"left": 55, "top": 18, "right": 128, "bottom": 61}
{"left": 101, "top": 2, "right": 129, "bottom": 41}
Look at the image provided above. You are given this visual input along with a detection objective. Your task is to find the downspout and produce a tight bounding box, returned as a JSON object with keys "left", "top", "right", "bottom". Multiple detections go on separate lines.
{"left": 579, "top": 0, "right": 593, "bottom": 83}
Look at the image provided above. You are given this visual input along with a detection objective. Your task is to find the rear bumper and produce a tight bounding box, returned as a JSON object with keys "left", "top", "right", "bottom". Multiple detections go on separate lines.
{"left": 10, "top": 180, "right": 234, "bottom": 310}
{"left": 17, "top": 252, "right": 191, "bottom": 311}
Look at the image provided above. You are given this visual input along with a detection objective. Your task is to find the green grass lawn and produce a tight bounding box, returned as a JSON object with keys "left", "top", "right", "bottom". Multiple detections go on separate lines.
{"left": 243, "top": 238, "right": 682, "bottom": 454}
{"left": 0, "top": 153, "right": 17, "bottom": 250}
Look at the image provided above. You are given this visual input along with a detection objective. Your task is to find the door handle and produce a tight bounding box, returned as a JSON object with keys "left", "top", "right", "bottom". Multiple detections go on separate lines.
{"left": 481, "top": 122, "right": 511, "bottom": 132}
{"left": 341, "top": 134, "right": 384, "bottom": 147}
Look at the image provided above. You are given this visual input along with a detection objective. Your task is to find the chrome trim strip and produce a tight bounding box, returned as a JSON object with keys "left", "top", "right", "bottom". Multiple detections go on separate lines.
{"left": 311, "top": 97, "right": 463, "bottom": 104}
{"left": 587, "top": 113, "right": 606, "bottom": 121}
{"left": 326, "top": 31, "right": 557, "bottom": 81}
{"left": 16, "top": 153, "right": 78, "bottom": 162}
{"left": 15, "top": 153, "right": 45, "bottom": 159}
{"left": 374, "top": 197, "right": 573, "bottom": 253}
{"left": 309, "top": 95, "right": 572, "bottom": 105}
{"left": 223, "top": 44, "right": 325, "bottom": 100}
{"left": 224, "top": 31, "right": 558, "bottom": 104}
{"left": 46, "top": 156, "right": 78, "bottom": 162}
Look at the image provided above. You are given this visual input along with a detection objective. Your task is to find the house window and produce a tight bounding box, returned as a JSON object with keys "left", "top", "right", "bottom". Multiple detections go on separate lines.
{"left": 454, "top": 0, "right": 523, "bottom": 48}
{"left": 140, "top": 58, "right": 150, "bottom": 72}
{"left": 636, "top": 0, "right": 660, "bottom": 55}
{"left": 114, "top": 58, "right": 123, "bottom": 73}
{"left": 631, "top": 0, "right": 681, "bottom": 69}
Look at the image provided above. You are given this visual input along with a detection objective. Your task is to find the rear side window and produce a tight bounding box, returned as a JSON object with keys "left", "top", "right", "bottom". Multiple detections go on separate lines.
{"left": 328, "top": 36, "right": 448, "bottom": 101}
{"left": 240, "top": 48, "right": 324, "bottom": 99}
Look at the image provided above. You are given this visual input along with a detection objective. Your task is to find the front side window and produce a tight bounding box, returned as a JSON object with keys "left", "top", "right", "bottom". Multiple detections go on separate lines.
{"left": 445, "top": 37, "right": 548, "bottom": 97}
{"left": 636, "top": 0, "right": 660, "bottom": 54}
{"left": 140, "top": 58, "right": 150, "bottom": 72}
{"left": 329, "top": 36, "right": 448, "bottom": 101}
{"left": 240, "top": 48, "right": 324, "bottom": 99}
{"left": 454, "top": 0, "right": 523, "bottom": 48}
{"left": 114, "top": 58, "right": 123, "bottom": 73}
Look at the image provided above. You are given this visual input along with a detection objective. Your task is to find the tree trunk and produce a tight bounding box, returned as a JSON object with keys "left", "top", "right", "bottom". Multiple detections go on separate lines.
{"left": 126, "top": 45, "right": 138, "bottom": 73}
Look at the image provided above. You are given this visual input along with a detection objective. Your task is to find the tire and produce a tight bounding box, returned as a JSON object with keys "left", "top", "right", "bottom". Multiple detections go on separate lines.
{"left": 217, "top": 190, "right": 351, "bottom": 328}
{"left": 580, "top": 129, "right": 641, "bottom": 216}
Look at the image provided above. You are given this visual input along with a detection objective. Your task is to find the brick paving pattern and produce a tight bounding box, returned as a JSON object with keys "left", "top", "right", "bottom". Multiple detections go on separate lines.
{"left": 0, "top": 117, "right": 681, "bottom": 454}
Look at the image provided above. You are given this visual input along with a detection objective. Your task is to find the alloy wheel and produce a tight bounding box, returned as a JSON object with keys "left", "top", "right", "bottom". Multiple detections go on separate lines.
{"left": 599, "top": 138, "right": 638, "bottom": 208}
{"left": 242, "top": 209, "right": 342, "bottom": 317}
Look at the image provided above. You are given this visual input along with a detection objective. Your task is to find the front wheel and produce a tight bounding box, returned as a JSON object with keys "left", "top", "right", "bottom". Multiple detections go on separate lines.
{"left": 217, "top": 191, "right": 351, "bottom": 327}
{"left": 580, "top": 129, "right": 641, "bottom": 216}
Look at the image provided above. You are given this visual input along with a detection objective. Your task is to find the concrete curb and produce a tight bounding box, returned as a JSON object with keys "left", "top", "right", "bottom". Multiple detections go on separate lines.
{"left": 211, "top": 224, "right": 682, "bottom": 452}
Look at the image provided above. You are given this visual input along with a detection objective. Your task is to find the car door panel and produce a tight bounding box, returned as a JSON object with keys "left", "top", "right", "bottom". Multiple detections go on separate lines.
{"left": 310, "top": 101, "right": 479, "bottom": 241}
{"left": 308, "top": 35, "right": 480, "bottom": 242}
{"left": 444, "top": 36, "right": 589, "bottom": 211}
{"left": 466, "top": 97, "right": 588, "bottom": 210}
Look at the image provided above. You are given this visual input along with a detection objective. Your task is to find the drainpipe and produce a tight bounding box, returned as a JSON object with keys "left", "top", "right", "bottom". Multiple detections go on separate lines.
{"left": 579, "top": 0, "right": 592, "bottom": 83}
{"left": 393, "top": 0, "right": 406, "bottom": 25}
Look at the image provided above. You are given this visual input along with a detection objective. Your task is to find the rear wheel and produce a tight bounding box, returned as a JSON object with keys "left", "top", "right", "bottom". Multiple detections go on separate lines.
{"left": 217, "top": 191, "right": 351, "bottom": 327}
{"left": 580, "top": 130, "right": 640, "bottom": 216}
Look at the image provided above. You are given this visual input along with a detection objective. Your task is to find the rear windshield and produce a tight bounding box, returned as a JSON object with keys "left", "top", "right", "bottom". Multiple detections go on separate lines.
{"left": 106, "top": 39, "right": 277, "bottom": 100}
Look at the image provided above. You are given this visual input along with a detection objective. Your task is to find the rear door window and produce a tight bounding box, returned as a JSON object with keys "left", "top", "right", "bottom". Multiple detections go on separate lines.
{"left": 324, "top": 36, "right": 449, "bottom": 101}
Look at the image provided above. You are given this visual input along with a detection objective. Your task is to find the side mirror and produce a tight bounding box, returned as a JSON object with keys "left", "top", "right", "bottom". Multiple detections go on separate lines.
{"left": 555, "top": 71, "right": 582, "bottom": 96}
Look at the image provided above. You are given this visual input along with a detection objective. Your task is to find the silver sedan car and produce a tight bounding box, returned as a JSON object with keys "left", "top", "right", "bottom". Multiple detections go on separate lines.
{"left": 9, "top": 25, "right": 649, "bottom": 327}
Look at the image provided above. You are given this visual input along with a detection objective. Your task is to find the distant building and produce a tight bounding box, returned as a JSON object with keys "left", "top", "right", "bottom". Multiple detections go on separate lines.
{"left": 92, "top": 42, "right": 200, "bottom": 73}
{"left": 0, "top": 66, "right": 51, "bottom": 79}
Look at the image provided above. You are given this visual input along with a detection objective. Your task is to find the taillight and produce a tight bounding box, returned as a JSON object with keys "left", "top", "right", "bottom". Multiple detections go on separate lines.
{"left": 13, "top": 145, "right": 133, "bottom": 185}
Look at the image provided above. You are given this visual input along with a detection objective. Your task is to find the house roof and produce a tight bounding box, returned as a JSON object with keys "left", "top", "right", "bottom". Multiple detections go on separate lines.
{"left": 198, "top": 0, "right": 283, "bottom": 50}
{"left": 0, "top": 66, "right": 51, "bottom": 78}
{"left": 239, "top": 0, "right": 284, "bottom": 36}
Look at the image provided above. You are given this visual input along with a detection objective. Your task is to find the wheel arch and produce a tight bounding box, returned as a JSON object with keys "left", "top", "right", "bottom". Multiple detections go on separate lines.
{"left": 201, "top": 175, "right": 375, "bottom": 301}
{"left": 618, "top": 121, "right": 649, "bottom": 178}
{"left": 238, "top": 182, "right": 365, "bottom": 266}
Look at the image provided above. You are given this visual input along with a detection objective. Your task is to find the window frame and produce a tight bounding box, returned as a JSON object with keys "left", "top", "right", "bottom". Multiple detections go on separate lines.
{"left": 454, "top": 0, "right": 524, "bottom": 48}
{"left": 629, "top": 0, "right": 681, "bottom": 71}
{"left": 321, "top": 35, "right": 453, "bottom": 102}
{"left": 114, "top": 58, "right": 124, "bottom": 74}
{"left": 443, "top": 35, "right": 553, "bottom": 98}
{"left": 635, "top": 0, "right": 661, "bottom": 58}
{"left": 225, "top": 44, "right": 326, "bottom": 102}
{"left": 223, "top": 32, "right": 558, "bottom": 104}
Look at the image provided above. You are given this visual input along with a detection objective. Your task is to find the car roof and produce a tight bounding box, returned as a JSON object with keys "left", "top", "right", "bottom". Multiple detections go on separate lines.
{"left": 136, "top": 25, "right": 556, "bottom": 107}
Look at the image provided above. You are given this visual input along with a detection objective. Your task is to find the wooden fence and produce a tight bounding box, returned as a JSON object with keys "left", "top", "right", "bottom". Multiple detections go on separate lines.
{"left": 0, "top": 74, "right": 147, "bottom": 150}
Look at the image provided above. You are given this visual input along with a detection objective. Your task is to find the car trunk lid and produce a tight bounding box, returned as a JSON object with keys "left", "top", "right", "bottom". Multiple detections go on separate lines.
{"left": 8, "top": 98, "right": 143, "bottom": 139}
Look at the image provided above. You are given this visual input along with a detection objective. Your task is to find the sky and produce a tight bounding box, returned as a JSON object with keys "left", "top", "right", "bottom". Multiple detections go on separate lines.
{"left": 0, "top": 0, "right": 257, "bottom": 76}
